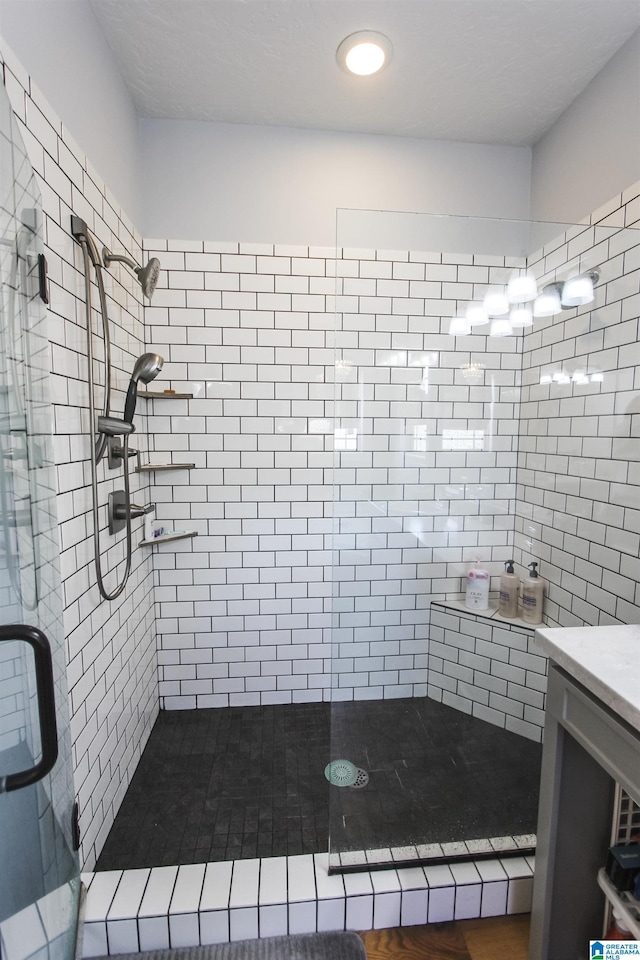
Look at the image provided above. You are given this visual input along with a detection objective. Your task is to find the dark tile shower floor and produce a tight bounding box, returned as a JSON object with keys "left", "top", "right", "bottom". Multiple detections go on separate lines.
{"left": 95, "top": 698, "right": 542, "bottom": 871}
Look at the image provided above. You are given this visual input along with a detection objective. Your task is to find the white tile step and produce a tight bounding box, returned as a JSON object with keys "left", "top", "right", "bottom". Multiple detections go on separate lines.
{"left": 80, "top": 852, "right": 534, "bottom": 956}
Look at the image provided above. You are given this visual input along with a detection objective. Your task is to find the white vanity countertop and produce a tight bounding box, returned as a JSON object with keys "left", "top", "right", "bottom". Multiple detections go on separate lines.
{"left": 536, "top": 624, "right": 640, "bottom": 734}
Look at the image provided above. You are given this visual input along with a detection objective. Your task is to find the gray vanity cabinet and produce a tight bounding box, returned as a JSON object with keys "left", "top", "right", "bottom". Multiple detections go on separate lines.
{"left": 529, "top": 664, "right": 640, "bottom": 959}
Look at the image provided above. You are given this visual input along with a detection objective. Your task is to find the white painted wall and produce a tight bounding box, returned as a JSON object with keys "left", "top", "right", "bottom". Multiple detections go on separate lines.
{"left": 531, "top": 29, "right": 640, "bottom": 223}
{"left": 0, "top": 0, "right": 139, "bottom": 220}
{"left": 139, "top": 119, "right": 532, "bottom": 246}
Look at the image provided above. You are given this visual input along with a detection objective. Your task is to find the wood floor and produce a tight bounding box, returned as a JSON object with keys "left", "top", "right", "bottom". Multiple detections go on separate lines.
{"left": 360, "top": 915, "right": 530, "bottom": 960}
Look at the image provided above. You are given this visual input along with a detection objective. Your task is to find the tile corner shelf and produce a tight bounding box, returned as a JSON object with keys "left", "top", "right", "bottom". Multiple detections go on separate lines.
{"left": 136, "top": 462, "right": 196, "bottom": 473}
{"left": 140, "top": 530, "right": 198, "bottom": 546}
{"left": 137, "top": 389, "right": 194, "bottom": 399}
{"left": 433, "top": 597, "right": 541, "bottom": 632}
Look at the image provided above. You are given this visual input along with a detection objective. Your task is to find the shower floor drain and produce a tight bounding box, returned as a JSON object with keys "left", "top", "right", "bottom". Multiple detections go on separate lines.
{"left": 324, "top": 759, "right": 369, "bottom": 788}
{"left": 351, "top": 767, "right": 369, "bottom": 788}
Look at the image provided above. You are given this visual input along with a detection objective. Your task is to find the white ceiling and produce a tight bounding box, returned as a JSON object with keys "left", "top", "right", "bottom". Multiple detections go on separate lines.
{"left": 90, "top": 0, "right": 640, "bottom": 146}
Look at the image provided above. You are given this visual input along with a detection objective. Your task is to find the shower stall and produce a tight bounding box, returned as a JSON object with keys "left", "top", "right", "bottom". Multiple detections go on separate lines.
{"left": 95, "top": 201, "right": 639, "bottom": 878}
{"left": 327, "top": 206, "right": 638, "bottom": 870}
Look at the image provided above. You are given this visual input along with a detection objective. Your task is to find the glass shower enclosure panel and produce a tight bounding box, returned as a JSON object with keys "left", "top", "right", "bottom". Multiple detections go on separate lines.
{"left": 329, "top": 207, "right": 633, "bottom": 871}
{"left": 0, "top": 76, "right": 80, "bottom": 959}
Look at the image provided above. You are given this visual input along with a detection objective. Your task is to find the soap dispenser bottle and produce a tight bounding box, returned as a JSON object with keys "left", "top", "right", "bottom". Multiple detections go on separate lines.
{"left": 522, "top": 562, "right": 544, "bottom": 624}
{"left": 465, "top": 559, "right": 490, "bottom": 611}
{"left": 499, "top": 559, "right": 520, "bottom": 619}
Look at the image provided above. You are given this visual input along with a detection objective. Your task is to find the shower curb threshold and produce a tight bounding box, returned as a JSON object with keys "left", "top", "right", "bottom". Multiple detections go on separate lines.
{"left": 80, "top": 851, "right": 535, "bottom": 957}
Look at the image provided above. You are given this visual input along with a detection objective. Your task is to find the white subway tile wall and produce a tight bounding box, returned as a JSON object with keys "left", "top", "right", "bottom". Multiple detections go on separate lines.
{"left": 428, "top": 603, "right": 547, "bottom": 742}
{"left": 1, "top": 43, "right": 158, "bottom": 870}
{"left": 145, "top": 243, "right": 523, "bottom": 708}
{"left": 145, "top": 238, "right": 337, "bottom": 708}
{"left": 332, "top": 247, "right": 522, "bottom": 704}
{"left": 145, "top": 193, "right": 639, "bottom": 714}
{"left": 517, "top": 191, "right": 640, "bottom": 628}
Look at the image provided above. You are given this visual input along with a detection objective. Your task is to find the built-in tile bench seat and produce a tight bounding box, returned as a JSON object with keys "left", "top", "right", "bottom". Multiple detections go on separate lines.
{"left": 81, "top": 852, "right": 534, "bottom": 957}
{"left": 428, "top": 600, "right": 549, "bottom": 742}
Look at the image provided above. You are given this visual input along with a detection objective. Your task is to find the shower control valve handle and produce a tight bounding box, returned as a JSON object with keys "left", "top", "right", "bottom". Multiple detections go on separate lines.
{"left": 112, "top": 501, "right": 155, "bottom": 521}
{"left": 106, "top": 436, "right": 138, "bottom": 470}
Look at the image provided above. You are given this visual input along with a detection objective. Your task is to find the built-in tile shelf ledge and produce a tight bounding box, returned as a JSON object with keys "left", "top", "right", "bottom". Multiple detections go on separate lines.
{"left": 140, "top": 530, "right": 198, "bottom": 547}
{"left": 434, "top": 597, "right": 548, "bottom": 633}
{"left": 136, "top": 463, "right": 196, "bottom": 473}
{"left": 138, "top": 390, "right": 194, "bottom": 399}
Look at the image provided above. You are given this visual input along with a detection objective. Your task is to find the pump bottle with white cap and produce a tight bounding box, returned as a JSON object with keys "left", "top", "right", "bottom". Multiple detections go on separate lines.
{"left": 499, "top": 559, "right": 520, "bottom": 619}
{"left": 522, "top": 562, "right": 544, "bottom": 624}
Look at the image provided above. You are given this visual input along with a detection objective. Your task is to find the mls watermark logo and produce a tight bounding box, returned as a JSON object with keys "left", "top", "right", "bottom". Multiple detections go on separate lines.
{"left": 590, "top": 940, "right": 640, "bottom": 958}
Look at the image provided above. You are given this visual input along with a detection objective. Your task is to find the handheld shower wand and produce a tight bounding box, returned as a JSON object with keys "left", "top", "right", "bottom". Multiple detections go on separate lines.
{"left": 123, "top": 352, "right": 164, "bottom": 423}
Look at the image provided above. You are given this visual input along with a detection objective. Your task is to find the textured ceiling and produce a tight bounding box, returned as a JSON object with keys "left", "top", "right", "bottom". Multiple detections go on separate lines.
{"left": 90, "top": 0, "right": 640, "bottom": 146}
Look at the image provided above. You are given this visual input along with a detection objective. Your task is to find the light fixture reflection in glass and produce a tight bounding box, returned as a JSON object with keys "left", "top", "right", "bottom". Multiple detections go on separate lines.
{"left": 533, "top": 283, "right": 562, "bottom": 317}
{"left": 334, "top": 427, "right": 358, "bottom": 450}
{"left": 509, "top": 306, "right": 533, "bottom": 328}
{"left": 465, "top": 303, "right": 489, "bottom": 326}
{"left": 507, "top": 271, "right": 538, "bottom": 303}
{"left": 460, "top": 362, "right": 485, "bottom": 384}
{"left": 541, "top": 369, "right": 604, "bottom": 385}
{"left": 413, "top": 424, "right": 428, "bottom": 452}
{"left": 561, "top": 272, "right": 596, "bottom": 307}
{"left": 449, "top": 316, "right": 471, "bottom": 336}
{"left": 490, "top": 317, "right": 513, "bottom": 337}
{"left": 335, "top": 358, "right": 354, "bottom": 380}
{"left": 483, "top": 288, "right": 510, "bottom": 316}
{"left": 442, "top": 429, "right": 485, "bottom": 451}
{"left": 572, "top": 371, "right": 590, "bottom": 385}
{"left": 336, "top": 32, "right": 393, "bottom": 76}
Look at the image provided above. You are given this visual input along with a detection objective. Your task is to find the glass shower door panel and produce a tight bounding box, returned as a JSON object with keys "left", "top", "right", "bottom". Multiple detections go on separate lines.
{"left": 0, "top": 76, "right": 80, "bottom": 960}
{"left": 329, "top": 284, "right": 438, "bottom": 868}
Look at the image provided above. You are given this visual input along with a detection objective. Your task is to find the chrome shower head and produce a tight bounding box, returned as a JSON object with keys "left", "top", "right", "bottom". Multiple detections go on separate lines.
{"left": 124, "top": 353, "right": 164, "bottom": 423}
{"left": 102, "top": 247, "right": 161, "bottom": 299}
{"left": 135, "top": 258, "right": 161, "bottom": 299}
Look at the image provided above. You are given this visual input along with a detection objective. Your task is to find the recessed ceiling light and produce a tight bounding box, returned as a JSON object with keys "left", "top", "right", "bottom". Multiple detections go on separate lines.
{"left": 336, "top": 31, "right": 393, "bottom": 76}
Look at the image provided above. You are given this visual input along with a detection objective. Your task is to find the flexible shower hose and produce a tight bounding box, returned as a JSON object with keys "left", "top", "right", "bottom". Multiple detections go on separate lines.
{"left": 78, "top": 235, "right": 132, "bottom": 601}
